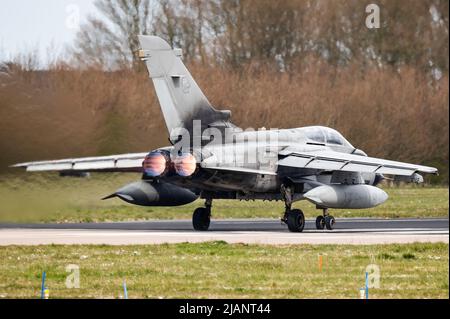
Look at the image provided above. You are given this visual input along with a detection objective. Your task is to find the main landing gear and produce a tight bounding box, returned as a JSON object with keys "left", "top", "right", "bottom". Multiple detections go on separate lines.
{"left": 315, "top": 208, "right": 335, "bottom": 230}
{"left": 192, "top": 198, "right": 212, "bottom": 231}
{"left": 281, "top": 184, "right": 305, "bottom": 232}
{"left": 280, "top": 184, "right": 336, "bottom": 232}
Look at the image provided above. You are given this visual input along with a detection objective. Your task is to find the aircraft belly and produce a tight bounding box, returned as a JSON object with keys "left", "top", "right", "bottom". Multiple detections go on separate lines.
{"left": 170, "top": 171, "right": 280, "bottom": 193}
{"left": 206, "top": 172, "right": 278, "bottom": 192}
{"left": 254, "top": 174, "right": 279, "bottom": 192}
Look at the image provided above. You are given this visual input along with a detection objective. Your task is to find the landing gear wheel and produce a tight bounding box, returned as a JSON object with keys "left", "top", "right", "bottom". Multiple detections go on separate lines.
{"left": 315, "top": 216, "right": 325, "bottom": 230}
{"left": 192, "top": 207, "right": 210, "bottom": 231}
{"left": 286, "top": 209, "right": 305, "bottom": 233}
{"left": 325, "top": 215, "right": 335, "bottom": 230}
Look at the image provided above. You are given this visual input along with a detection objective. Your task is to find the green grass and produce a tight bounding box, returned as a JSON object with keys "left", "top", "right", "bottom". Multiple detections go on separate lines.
{"left": 0, "top": 242, "right": 447, "bottom": 299}
{"left": 0, "top": 173, "right": 448, "bottom": 223}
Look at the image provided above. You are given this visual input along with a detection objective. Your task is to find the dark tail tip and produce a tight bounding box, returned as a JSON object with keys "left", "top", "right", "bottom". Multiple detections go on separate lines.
{"left": 101, "top": 193, "right": 117, "bottom": 200}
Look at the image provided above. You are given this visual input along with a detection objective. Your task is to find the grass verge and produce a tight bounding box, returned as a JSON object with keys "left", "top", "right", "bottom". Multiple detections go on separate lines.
{"left": 0, "top": 242, "right": 447, "bottom": 299}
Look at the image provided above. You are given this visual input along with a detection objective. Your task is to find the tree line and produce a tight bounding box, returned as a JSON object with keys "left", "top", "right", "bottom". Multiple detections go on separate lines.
{"left": 0, "top": 0, "right": 448, "bottom": 183}
{"left": 72, "top": 0, "right": 448, "bottom": 75}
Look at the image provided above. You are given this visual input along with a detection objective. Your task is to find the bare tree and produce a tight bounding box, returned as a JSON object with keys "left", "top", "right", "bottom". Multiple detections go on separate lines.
{"left": 152, "top": 0, "right": 210, "bottom": 63}
{"left": 71, "top": 0, "right": 154, "bottom": 70}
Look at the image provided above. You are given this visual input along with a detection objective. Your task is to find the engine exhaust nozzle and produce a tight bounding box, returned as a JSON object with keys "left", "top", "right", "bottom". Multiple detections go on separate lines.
{"left": 142, "top": 151, "right": 170, "bottom": 177}
{"left": 174, "top": 153, "right": 197, "bottom": 177}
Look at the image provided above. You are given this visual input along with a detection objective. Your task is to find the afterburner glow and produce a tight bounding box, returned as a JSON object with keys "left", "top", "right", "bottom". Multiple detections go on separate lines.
{"left": 142, "top": 151, "right": 168, "bottom": 176}
{"left": 174, "top": 153, "right": 197, "bottom": 177}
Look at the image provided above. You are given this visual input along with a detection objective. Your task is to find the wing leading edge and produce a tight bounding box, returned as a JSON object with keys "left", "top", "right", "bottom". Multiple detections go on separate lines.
{"left": 11, "top": 153, "right": 148, "bottom": 172}
{"left": 277, "top": 149, "right": 438, "bottom": 176}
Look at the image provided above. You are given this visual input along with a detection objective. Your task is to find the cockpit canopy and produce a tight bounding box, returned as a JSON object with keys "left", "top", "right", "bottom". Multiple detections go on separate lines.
{"left": 299, "top": 126, "right": 353, "bottom": 148}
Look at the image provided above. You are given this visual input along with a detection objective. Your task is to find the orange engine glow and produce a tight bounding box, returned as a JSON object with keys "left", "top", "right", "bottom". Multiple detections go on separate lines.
{"left": 142, "top": 151, "right": 168, "bottom": 177}
{"left": 174, "top": 153, "right": 197, "bottom": 177}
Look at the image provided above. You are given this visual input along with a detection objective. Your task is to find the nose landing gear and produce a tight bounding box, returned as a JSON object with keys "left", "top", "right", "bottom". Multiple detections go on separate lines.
{"left": 316, "top": 208, "right": 335, "bottom": 230}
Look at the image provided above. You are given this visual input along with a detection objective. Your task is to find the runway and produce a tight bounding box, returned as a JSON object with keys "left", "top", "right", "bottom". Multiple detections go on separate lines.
{"left": 0, "top": 217, "right": 448, "bottom": 245}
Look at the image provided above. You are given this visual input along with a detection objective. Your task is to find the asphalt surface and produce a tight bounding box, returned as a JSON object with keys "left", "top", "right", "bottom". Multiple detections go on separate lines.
{"left": 0, "top": 218, "right": 447, "bottom": 245}
{"left": 0, "top": 217, "right": 448, "bottom": 231}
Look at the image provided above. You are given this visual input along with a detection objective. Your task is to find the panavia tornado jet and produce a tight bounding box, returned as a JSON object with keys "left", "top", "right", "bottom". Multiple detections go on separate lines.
{"left": 13, "top": 36, "right": 438, "bottom": 232}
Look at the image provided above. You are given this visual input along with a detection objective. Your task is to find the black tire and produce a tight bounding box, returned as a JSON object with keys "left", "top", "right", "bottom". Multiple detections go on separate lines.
{"left": 315, "top": 216, "right": 325, "bottom": 230}
{"left": 286, "top": 209, "right": 305, "bottom": 232}
{"left": 192, "top": 207, "right": 210, "bottom": 231}
{"left": 325, "top": 215, "right": 336, "bottom": 230}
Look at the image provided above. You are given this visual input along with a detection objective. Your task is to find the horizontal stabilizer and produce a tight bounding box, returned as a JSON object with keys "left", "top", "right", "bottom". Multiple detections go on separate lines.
{"left": 12, "top": 153, "right": 148, "bottom": 173}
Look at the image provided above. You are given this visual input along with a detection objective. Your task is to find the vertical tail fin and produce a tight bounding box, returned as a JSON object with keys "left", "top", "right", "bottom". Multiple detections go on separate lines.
{"left": 138, "top": 35, "right": 232, "bottom": 141}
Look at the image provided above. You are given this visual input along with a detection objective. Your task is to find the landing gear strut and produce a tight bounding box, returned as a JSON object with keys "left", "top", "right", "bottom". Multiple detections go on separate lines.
{"left": 281, "top": 184, "right": 305, "bottom": 232}
{"left": 192, "top": 198, "right": 212, "bottom": 231}
{"left": 316, "top": 208, "right": 335, "bottom": 230}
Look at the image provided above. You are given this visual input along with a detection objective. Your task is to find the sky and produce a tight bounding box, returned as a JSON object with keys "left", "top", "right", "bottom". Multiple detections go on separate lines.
{"left": 0, "top": 0, "right": 98, "bottom": 63}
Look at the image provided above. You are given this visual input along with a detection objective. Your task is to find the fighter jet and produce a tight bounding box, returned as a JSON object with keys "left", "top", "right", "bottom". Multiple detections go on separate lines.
{"left": 13, "top": 36, "right": 438, "bottom": 232}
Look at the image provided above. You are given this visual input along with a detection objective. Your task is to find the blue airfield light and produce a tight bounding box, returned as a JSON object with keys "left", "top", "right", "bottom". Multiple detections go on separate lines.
{"left": 123, "top": 280, "right": 128, "bottom": 299}
{"left": 40, "top": 271, "right": 46, "bottom": 299}
{"left": 365, "top": 272, "right": 369, "bottom": 299}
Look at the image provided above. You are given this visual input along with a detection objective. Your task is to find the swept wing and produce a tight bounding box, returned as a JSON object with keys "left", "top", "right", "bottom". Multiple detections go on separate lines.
{"left": 11, "top": 153, "right": 147, "bottom": 172}
{"left": 277, "top": 149, "right": 437, "bottom": 176}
